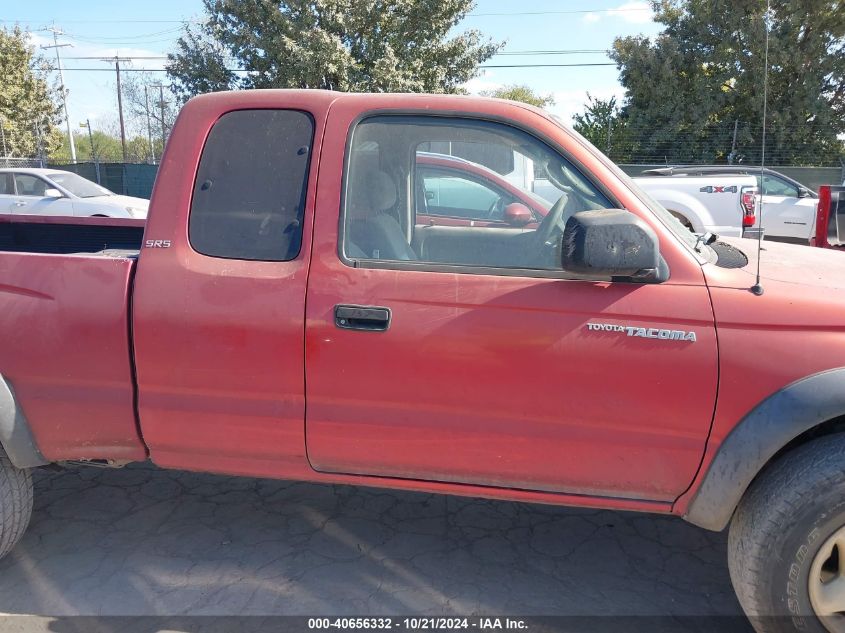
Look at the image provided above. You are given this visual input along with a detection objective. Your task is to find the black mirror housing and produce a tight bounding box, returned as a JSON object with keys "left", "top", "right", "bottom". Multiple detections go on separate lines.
{"left": 561, "top": 209, "right": 663, "bottom": 281}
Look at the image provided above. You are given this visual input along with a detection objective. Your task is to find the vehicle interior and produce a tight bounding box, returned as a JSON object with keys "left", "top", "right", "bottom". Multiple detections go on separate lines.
{"left": 342, "top": 117, "right": 613, "bottom": 271}
{"left": 11, "top": 175, "right": 48, "bottom": 197}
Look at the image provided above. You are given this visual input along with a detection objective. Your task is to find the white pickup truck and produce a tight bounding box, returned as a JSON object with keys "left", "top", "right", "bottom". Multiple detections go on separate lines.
{"left": 632, "top": 175, "right": 757, "bottom": 239}
{"left": 635, "top": 166, "right": 821, "bottom": 243}
{"left": 533, "top": 173, "right": 757, "bottom": 239}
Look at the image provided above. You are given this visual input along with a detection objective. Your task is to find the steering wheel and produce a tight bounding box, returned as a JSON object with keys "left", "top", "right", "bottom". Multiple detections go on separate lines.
{"left": 534, "top": 192, "right": 572, "bottom": 247}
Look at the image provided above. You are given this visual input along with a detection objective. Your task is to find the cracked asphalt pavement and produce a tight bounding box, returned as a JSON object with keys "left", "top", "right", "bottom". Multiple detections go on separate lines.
{"left": 0, "top": 462, "right": 750, "bottom": 629}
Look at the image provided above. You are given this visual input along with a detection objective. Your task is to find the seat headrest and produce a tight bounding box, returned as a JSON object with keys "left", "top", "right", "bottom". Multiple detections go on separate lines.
{"left": 347, "top": 168, "right": 397, "bottom": 218}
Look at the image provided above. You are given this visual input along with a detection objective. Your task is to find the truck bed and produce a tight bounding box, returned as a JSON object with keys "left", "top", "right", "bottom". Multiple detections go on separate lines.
{"left": 0, "top": 215, "right": 147, "bottom": 462}
{"left": 0, "top": 214, "right": 144, "bottom": 255}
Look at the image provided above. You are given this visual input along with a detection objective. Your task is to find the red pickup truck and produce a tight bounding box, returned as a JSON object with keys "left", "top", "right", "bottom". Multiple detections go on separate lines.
{"left": 2, "top": 90, "right": 845, "bottom": 632}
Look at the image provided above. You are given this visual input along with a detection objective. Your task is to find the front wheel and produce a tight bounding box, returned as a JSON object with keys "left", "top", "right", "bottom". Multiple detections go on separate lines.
{"left": 0, "top": 446, "right": 33, "bottom": 560}
{"left": 729, "top": 433, "right": 845, "bottom": 633}
{"left": 669, "top": 210, "right": 695, "bottom": 232}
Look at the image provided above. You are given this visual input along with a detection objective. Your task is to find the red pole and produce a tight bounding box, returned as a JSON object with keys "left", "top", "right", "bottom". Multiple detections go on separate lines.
{"left": 814, "top": 186, "right": 832, "bottom": 248}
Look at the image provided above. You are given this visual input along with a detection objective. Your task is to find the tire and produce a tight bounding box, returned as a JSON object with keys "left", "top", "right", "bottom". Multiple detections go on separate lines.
{"left": 669, "top": 211, "right": 695, "bottom": 232}
{"left": 0, "top": 446, "right": 33, "bottom": 560}
{"left": 729, "top": 433, "right": 845, "bottom": 633}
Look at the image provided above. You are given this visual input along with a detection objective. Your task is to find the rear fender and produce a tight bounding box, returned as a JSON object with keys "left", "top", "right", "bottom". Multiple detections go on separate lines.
{"left": 0, "top": 375, "right": 48, "bottom": 469}
{"left": 647, "top": 191, "right": 712, "bottom": 233}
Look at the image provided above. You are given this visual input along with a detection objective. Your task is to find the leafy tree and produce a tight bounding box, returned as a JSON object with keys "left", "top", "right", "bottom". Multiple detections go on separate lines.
{"left": 51, "top": 130, "right": 121, "bottom": 162}
{"left": 572, "top": 93, "right": 632, "bottom": 160}
{"left": 166, "top": 24, "right": 234, "bottom": 104}
{"left": 610, "top": 0, "right": 845, "bottom": 165}
{"left": 50, "top": 129, "right": 160, "bottom": 164}
{"left": 0, "top": 26, "right": 60, "bottom": 157}
{"left": 167, "top": 0, "right": 500, "bottom": 101}
{"left": 480, "top": 84, "right": 554, "bottom": 108}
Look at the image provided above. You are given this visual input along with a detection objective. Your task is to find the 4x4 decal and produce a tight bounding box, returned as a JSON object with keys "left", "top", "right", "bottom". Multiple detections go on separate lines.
{"left": 699, "top": 185, "right": 739, "bottom": 194}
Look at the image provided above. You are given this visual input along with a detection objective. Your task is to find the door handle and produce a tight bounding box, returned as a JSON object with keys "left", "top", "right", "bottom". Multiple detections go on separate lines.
{"left": 13, "top": 201, "right": 26, "bottom": 207}
{"left": 335, "top": 305, "right": 391, "bottom": 332}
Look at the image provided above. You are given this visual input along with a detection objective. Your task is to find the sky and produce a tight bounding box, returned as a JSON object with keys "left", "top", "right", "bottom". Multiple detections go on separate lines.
{"left": 6, "top": 0, "right": 664, "bottom": 137}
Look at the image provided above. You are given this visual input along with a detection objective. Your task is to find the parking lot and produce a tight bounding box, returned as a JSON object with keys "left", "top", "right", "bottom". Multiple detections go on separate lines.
{"left": 0, "top": 462, "right": 749, "bottom": 629}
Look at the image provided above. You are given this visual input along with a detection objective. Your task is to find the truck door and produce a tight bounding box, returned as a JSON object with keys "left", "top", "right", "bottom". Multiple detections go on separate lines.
{"left": 304, "top": 107, "right": 719, "bottom": 502}
{"left": 759, "top": 174, "right": 815, "bottom": 241}
{"left": 133, "top": 95, "right": 333, "bottom": 475}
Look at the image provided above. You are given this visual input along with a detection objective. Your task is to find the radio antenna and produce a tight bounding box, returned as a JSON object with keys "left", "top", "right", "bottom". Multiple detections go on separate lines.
{"left": 750, "top": 0, "right": 771, "bottom": 296}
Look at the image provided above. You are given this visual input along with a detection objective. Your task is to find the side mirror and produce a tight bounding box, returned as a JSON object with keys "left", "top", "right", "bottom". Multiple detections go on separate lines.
{"left": 44, "top": 188, "right": 63, "bottom": 198}
{"left": 503, "top": 202, "right": 533, "bottom": 227}
{"left": 798, "top": 187, "right": 812, "bottom": 199}
{"left": 561, "top": 208, "right": 665, "bottom": 282}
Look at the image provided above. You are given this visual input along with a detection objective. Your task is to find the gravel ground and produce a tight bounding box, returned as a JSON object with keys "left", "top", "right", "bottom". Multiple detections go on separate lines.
{"left": 0, "top": 462, "right": 751, "bottom": 631}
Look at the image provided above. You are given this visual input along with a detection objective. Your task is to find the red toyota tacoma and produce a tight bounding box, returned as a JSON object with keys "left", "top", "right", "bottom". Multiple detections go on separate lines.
{"left": 2, "top": 90, "right": 845, "bottom": 632}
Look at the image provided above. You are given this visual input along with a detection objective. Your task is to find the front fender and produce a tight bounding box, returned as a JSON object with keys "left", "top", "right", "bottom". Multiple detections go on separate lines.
{"left": 683, "top": 367, "right": 845, "bottom": 531}
{"left": 0, "top": 375, "right": 48, "bottom": 469}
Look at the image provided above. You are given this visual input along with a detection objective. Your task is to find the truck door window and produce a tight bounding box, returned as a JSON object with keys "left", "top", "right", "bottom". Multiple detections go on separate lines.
{"left": 189, "top": 109, "right": 314, "bottom": 261}
{"left": 342, "top": 116, "right": 613, "bottom": 272}
{"left": 761, "top": 175, "right": 799, "bottom": 198}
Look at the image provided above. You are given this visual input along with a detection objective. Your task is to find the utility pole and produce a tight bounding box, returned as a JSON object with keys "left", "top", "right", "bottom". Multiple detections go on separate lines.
{"left": 150, "top": 83, "right": 169, "bottom": 157}
{"left": 144, "top": 86, "right": 155, "bottom": 164}
{"left": 101, "top": 56, "right": 130, "bottom": 162}
{"left": 80, "top": 120, "right": 101, "bottom": 184}
{"left": 33, "top": 120, "right": 44, "bottom": 165}
{"left": 729, "top": 119, "right": 739, "bottom": 164}
{"left": 0, "top": 116, "right": 7, "bottom": 156}
{"left": 42, "top": 26, "right": 76, "bottom": 162}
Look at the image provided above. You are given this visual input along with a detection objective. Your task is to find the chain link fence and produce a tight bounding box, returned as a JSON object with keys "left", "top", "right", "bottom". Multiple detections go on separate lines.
{"left": 44, "top": 162, "right": 159, "bottom": 199}
{"left": 0, "top": 157, "right": 46, "bottom": 169}
{"left": 593, "top": 120, "right": 845, "bottom": 170}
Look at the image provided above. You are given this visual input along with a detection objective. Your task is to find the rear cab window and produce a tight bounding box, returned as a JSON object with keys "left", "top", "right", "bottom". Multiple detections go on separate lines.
{"left": 189, "top": 109, "right": 315, "bottom": 261}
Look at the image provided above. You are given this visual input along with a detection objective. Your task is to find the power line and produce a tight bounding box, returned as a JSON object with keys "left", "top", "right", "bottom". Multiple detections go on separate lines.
{"left": 496, "top": 50, "right": 609, "bottom": 56}
{"left": 63, "top": 56, "right": 169, "bottom": 60}
{"left": 59, "top": 50, "right": 611, "bottom": 61}
{"left": 56, "top": 62, "right": 619, "bottom": 72}
{"left": 63, "top": 26, "right": 184, "bottom": 42}
{"left": 467, "top": 8, "right": 651, "bottom": 16}
{"left": 482, "top": 63, "right": 616, "bottom": 68}
{"left": 2, "top": 18, "right": 197, "bottom": 24}
{"left": 3, "top": 7, "right": 651, "bottom": 22}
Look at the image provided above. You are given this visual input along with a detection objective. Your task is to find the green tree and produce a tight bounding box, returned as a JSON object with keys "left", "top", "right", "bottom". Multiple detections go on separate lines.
{"left": 0, "top": 26, "right": 60, "bottom": 158}
{"left": 610, "top": 0, "right": 845, "bottom": 165}
{"left": 51, "top": 130, "right": 125, "bottom": 163}
{"left": 572, "top": 93, "right": 632, "bottom": 160}
{"left": 480, "top": 84, "right": 554, "bottom": 108}
{"left": 167, "top": 0, "right": 500, "bottom": 101}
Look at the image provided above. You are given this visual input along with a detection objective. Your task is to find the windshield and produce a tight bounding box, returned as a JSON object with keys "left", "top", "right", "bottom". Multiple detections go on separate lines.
{"left": 549, "top": 120, "right": 705, "bottom": 254}
{"left": 607, "top": 161, "right": 703, "bottom": 250}
{"left": 48, "top": 172, "right": 113, "bottom": 198}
